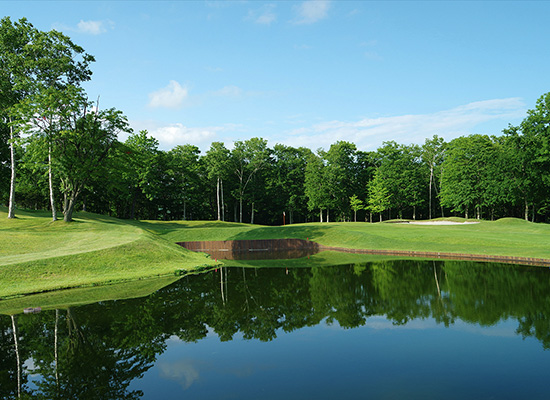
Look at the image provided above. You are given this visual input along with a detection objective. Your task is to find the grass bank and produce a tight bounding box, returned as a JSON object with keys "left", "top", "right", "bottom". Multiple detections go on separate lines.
{"left": 0, "top": 208, "right": 216, "bottom": 298}
{"left": 2, "top": 207, "right": 550, "bottom": 299}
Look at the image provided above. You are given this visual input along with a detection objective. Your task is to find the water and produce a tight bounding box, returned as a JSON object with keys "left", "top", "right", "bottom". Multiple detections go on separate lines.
{"left": 2, "top": 259, "right": 550, "bottom": 399}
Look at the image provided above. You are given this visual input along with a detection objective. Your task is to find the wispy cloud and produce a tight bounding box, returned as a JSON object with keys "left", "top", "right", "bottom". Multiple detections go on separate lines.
{"left": 281, "top": 98, "right": 526, "bottom": 151}
{"left": 247, "top": 4, "right": 277, "bottom": 25}
{"left": 148, "top": 81, "right": 188, "bottom": 109}
{"left": 53, "top": 19, "right": 114, "bottom": 35}
{"left": 77, "top": 20, "right": 113, "bottom": 35}
{"left": 213, "top": 85, "right": 243, "bottom": 97}
{"left": 293, "top": 0, "right": 331, "bottom": 25}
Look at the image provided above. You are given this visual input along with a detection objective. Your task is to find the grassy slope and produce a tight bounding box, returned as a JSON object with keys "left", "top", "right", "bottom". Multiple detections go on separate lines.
{"left": 0, "top": 208, "right": 216, "bottom": 298}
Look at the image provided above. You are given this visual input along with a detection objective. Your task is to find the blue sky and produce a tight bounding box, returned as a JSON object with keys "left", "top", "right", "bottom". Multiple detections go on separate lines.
{"left": 3, "top": 1, "right": 549, "bottom": 152}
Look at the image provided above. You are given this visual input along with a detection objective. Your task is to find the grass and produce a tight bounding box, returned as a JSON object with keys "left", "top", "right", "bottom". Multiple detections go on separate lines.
{"left": 2, "top": 207, "right": 550, "bottom": 300}
{"left": 145, "top": 217, "right": 550, "bottom": 260}
{"left": 0, "top": 207, "right": 217, "bottom": 299}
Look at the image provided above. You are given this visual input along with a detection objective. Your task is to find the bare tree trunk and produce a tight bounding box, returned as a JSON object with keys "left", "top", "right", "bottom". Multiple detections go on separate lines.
{"left": 11, "top": 315, "right": 21, "bottom": 399}
{"left": 239, "top": 198, "right": 243, "bottom": 223}
{"left": 55, "top": 309, "right": 59, "bottom": 389}
{"left": 413, "top": 205, "right": 416, "bottom": 220}
{"left": 250, "top": 201, "right": 255, "bottom": 224}
{"left": 216, "top": 176, "right": 221, "bottom": 220}
{"left": 429, "top": 166, "right": 433, "bottom": 219}
{"left": 379, "top": 213, "right": 382, "bottom": 222}
{"left": 524, "top": 199, "right": 528, "bottom": 221}
{"left": 8, "top": 120, "right": 16, "bottom": 219}
{"left": 319, "top": 209, "right": 323, "bottom": 223}
{"left": 48, "top": 145, "right": 58, "bottom": 221}
{"left": 221, "top": 179, "right": 225, "bottom": 221}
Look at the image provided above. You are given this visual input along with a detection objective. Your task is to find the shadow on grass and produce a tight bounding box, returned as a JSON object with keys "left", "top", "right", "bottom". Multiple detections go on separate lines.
{"left": 227, "top": 223, "right": 333, "bottom": 242}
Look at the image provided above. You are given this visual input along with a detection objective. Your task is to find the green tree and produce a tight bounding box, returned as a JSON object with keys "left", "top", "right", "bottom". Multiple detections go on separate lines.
{"left": 349, "top": 194, "right": 364, "bottom": 222}
{"left": 367, "top": 170, "right": 391, "bottom": 222}
{"left": 230, "top": 137, "right": 270, "bottom": 223}
{"left": 204, "top": 142, "right": 231, "bottom": 221}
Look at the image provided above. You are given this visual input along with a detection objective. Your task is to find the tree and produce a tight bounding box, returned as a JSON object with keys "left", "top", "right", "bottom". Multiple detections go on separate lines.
{"left": 305, "top": 150, "right": 330, "bottom": 222}
{"left": 324, "top": 141, "right": 358, "bottom": 221}
{"left": 349, "top": 194, "right": 364, "bottom": 222}
{"left": 422, "top": 135, "right": 446, "bottom": 219}
{"left": 204, "top": 142, "right": 230, "bottom": 221}
{"left": 0, "top": 17, "right": 94, "bottom": 219}
{"left": 53, "top": 101, "right": 131, "bottom": 222}
{"left": 230, "top": 138, "right": 270, "bottom": 223}
{"left": 367, "top": 170, "right": 391, "bottom": 222}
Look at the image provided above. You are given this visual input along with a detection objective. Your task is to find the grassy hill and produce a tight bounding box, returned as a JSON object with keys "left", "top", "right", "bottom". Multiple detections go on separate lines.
{"left": 0, "top": 208, "right": 215, "bottom": 298}
{"left": 2, "top": 207, "right": 550, "bottom": 299}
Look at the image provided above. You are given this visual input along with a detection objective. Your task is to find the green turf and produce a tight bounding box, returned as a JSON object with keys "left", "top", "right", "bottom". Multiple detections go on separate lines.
{"left": 2, "top": 206, "right": 550, "bottom": 299}
{"left": 0, "top": 207, "right": 217, "bottom": 298}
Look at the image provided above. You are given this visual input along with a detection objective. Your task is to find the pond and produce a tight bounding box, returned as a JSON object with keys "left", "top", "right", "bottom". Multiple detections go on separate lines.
{"left": 2, "top": 259, "right": 550, "bottom": 399}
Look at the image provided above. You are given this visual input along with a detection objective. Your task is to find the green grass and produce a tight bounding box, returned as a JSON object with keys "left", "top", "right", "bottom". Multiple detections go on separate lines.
{"left": 0, "top": 207, "right": 217, "bottom": 298}
{"left": 145, "top": 217, "right": 550, "bottom": 260}
{"left": 2, "top": 207, "right": 550, "bottom": 300}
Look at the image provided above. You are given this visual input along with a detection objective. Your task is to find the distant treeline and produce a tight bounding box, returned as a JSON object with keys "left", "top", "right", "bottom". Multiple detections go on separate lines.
{"left": 2, "top": 18, "right": 550, "bottom": 224}
{"left": 3, "top": 91, "right": 550, "bottom": 225}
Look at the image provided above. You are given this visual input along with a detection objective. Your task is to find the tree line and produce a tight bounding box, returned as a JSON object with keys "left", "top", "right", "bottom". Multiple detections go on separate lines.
{"left": 2, "top": 17, "right": 550, "bottom": 224}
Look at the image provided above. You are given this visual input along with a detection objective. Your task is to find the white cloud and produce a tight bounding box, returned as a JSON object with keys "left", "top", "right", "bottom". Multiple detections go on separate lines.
{"left": 151, "top": 123, "right": 219, "bottom": 147}
{"left": 158, "top": 360, "right": 201, "bottom": 389}
{"left": 281, "top": 98, "right": 526, "bottom": 151}
{"left": 76, "top": 20, "right": 113, "bottom": 35}
{"left": 247, "top": 4, "right": 277, "bottom": 25}
{"left": 294, "top": 0, "right": 331, "bottom": 25}
{"left": 148, "top": 81, "right": 188, "bottom": 109}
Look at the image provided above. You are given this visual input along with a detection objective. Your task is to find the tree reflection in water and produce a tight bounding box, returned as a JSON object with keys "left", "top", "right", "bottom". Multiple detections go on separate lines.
{"left": 2, "top": 259, "right": 550, "bottom": 399}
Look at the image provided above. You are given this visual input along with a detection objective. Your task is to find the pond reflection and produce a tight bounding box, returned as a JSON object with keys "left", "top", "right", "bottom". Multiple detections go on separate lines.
{"left": 2, "top": 259, "right": 550, "bottom": 399}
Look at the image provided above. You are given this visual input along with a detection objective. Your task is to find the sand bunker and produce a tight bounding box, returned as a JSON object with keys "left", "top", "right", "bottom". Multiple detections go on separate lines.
{"left": 405, "top": 221, "right": 480, "bottom": 225}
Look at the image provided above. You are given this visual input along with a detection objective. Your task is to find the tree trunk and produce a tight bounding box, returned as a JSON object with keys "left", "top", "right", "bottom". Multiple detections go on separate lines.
{"left": 239, "top": 197, "right": 243, "bottom": 223}
{"left": 250, "top": 201, "right": 255, "bottom": 224}
{"left": 221, "top": 179, "right": 225, "bottom": 221}
{"left": 413, "top": 205, "right": 416, "bottom": 220}
{"left": 8, "top": 121, "right": 16, "bottom": 219}
{"left": 524, "top": 199, "right": 528, "bottom": 221}
{"left": 48, "top": 145, "right": 58, "bottom": 221}
{"left": 216, "top": 176, "right": 221, "bottom": 220}
{"left": 429, "top": 166, "right": 433, "bottom": 220}
{"left": 379, "top": 213, "right": 382, "bottom": 222}
{"left": 354, "top": 210, "right": 357, "bottom": 222}
{"left": 319, "top": 209, "right": 323, "bottom": 223}
{"left": 11, "top": 315, "right": 21, "bottom": 399}
{"left": 465, "top": 209, "right": 468, "bottom": 219}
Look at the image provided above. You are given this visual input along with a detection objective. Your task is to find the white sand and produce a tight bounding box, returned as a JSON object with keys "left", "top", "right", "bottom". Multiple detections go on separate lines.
{"left": 405, "top": 221, "right": 480, "bottom": 225}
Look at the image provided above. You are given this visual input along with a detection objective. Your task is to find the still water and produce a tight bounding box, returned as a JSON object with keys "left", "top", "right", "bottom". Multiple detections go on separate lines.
{"left": 2, "top": 259, "right": 550, "bottom": 399}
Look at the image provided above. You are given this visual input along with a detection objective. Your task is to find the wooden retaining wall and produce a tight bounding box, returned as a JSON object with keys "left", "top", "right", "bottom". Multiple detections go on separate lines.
{"left": 177, "top": 239, "right": 550, "bottom": 266}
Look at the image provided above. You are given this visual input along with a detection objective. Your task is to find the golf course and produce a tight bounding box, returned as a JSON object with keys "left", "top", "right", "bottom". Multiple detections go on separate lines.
{"left": 2, "top": 206, "right": 550, "bottom": 299}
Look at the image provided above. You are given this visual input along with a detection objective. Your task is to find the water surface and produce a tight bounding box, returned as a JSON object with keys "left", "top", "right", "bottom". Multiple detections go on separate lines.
{"left": 2, "top": 259, "right": 550, "bottom": 399}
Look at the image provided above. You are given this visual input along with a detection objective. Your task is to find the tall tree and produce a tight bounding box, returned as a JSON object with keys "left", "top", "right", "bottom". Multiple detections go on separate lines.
{"left": 204, "top": 142, "right": 230, "bottom": 221}
{"left": 53, "top": 101, "right": 131, "bottom": 222}
{"left": 0, "top": 17, "right": 94, "bottom": 219}
{"left": 422, "top": 135, "right": 446, "bottom": 219}
{"left": 230, "top": 138, "right": 270, "bottom": 223}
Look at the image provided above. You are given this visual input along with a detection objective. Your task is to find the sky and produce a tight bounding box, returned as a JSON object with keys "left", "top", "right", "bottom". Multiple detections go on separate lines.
{"left": 3, "top": 1, "right": 550, "bottom": 152}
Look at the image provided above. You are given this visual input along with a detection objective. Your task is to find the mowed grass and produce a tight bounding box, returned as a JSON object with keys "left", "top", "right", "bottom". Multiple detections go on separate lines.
{"left": 0, "top": 208, "right": 217, "bottom": 298}
{"left": 2, "top": 207, "right": 550, "bottom": 299}
{"left": 144, "top": 217, "right": 550, "bottom": 260}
